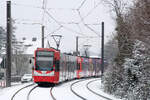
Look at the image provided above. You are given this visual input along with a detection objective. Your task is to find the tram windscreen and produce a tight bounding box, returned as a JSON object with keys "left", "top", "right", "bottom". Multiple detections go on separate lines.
{"left": 35, "top": 51, "right": 54, "bottom": 71}
{"left": 36, "top": 51, "right": 54, "bottom": 57}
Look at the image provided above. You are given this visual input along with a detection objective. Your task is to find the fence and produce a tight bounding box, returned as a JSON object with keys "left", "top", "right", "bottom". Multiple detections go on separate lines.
{"left": 0, "top": 80, "right": 6, "bottom": 87}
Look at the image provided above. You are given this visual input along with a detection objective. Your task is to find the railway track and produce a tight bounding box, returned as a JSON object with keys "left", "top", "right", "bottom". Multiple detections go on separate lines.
{"left": 11, "top": 83, "right": 56, "bottom": 100}
{"left": 11, "top": 83, "right": 36, "bottom": 100}
{"left": 27, "top": 85, "right": 38, "bottom": 100}
{"left": 70, "top": 79, "right": 87, "bottom": 100}
{"left": 50, "top": 87, "right": 56, "bottom": 100}
{"left": 70, "top": 78, "right": 113, "bottom": 100}
{"left": 86, "top": 79, "right": 113, "bottom": 100}
{"left": 10, "top": 78, "right": 112, "bottom": 100}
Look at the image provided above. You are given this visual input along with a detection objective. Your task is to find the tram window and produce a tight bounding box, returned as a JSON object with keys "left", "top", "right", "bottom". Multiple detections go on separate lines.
{"left": 35, "top": 57, "right": 54, "bottom": 71}
{"left": 36, "top": 51, "right": 54, "bottom": 57}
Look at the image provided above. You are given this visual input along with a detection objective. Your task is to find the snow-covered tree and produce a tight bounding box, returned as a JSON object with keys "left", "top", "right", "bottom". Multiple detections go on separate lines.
{"left": 123, "top": 40, "right": 150, "bottom": 99}
{"left": 102, "top": 0, "right": 150, "bottom": 99}
{"left": 103, "top": 40, "right": 150, "bottom": 99}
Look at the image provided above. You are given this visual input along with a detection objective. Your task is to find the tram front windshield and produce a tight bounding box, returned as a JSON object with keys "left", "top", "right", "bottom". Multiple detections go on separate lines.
{"left": 35, "top": 51, "right": 54, "bottom": 71}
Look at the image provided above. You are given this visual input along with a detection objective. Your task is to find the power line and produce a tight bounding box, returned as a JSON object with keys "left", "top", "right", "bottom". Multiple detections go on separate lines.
{"left": 45, "top": 10, "right": 88, "bottom": 36}
{"left": 77, "top": 10, "right": 84, "bottom": 23}
{"left": 45, "top": 10, "right": 62, "bottom": 26}
{"left": 78, "top": 36, "right": 99, "bottom": 38}
{"left": 12, "top": 1, "right": 101, "bottom": 26}
{"left": 84, "top": 23, "right": 100, "bottom": 25}
{"left": 12, "top": 2, "right": 77, "bottom": 11}
{"left": 14, "top": 19, "right": 101, "bottom": 38}
{"left": 84, "top": 24, "right": 100, "bottom": 37}
{"left": 11, "top": 0, "right": 102, "bottom": 40}
{"left": 12, "top": 0, "right": 101, "bottom": 24}
{"left": 58, "top": 21, "right": 79, "bottom": 25}
{"left": 45, "top": 26, "right": 62, "bottom": 38}
{"left": 12, "top": 0, "right": 101, "bottom": 22}
{"left": 45, "top": 10, "right": 93, "bottom": 37}
{"left": 77, "top": 0, "right": 87, "bottom": 10}
{"left": 13, "top": 18, "right": 39, "bottom": 22}
{"left": 62, "top": 25, "right": 87, "bottom": 36}
{"left": 12, "top": 3, "right": 41, "bottom": 9}
{"left": 15, "top": 22, "right": 42, "bottom": 25}
{"left": 47, "top": 8, "right": 77, "bottom": 11}
{"left": 75, "top": 0, "right": 101, "bottom": 37}
{"left": 76, "top": 9, "right": 100, "bottom": 37}
{"left": 78, "top": 0, "right": 102, "bottom": 23}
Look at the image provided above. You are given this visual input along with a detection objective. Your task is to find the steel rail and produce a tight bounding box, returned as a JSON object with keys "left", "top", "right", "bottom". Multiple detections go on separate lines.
{"left": 70, "top": 79, "right": 87, "bottom": 100}
{"left": 11, "top": 83, "right": 35, "bottom": 100}
{"left": 27, "top": 85, "right": 38, "bottom": 100}
{"left": 86, "top": 79, "right": 113, "bottom": 100}
{"left": 50, "top": 87, "right": 56, "bottom": 100}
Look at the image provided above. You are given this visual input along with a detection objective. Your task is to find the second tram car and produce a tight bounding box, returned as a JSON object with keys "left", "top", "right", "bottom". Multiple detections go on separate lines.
{"left": 32, "top": 48, "right": 101, "bottom": 85}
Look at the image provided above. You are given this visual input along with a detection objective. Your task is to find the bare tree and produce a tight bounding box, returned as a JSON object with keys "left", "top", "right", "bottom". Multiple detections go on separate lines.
{"left": 102, "top": 0, "right": 134, "bottom": 98}
{"left": 102, "top": 0, "right": 127, "bottom": 18}
{"left": 104, "top": 34, "right": 118, "bottom": 62}
{"left": 103, "top": 0, "right": 150, "bottom": 99}
{"left": 103, "top": 0, "right": 134, "bottom": 65}
{"left": 130, "top": 0, "right": 150, "bottom": 45}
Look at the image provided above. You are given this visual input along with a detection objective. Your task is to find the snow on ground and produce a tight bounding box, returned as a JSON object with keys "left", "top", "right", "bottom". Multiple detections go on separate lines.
{"left": 13, "top": 84, "right": 37, "bottom": 100}
{"left": 30, "top": 86, "right": 53, "bottom": 100}
{"left": 0, "top": 78, "right": 121, "bottom": 100}
{"left": 53, "top": 80, "right": 82, "bottom": 100}
{"left": 88, "top": 79, "right": 121, "bottom": 100}
{"left": 0, "top": 82, "right": 33, "bottom": 100}
{"left": 71, "top": 78, "right": 107, "bottom": 100}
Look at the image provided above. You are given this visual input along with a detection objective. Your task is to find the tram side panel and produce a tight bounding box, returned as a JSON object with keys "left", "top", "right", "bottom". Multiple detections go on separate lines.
{"left": 96, "top": 58, "right": 101, "bottom": 76}
{"left": 89, "top": 58, "right": 93, "bottom": 77}
{"left": 71, "top": 56, "right": 77, "bottom": 79}
{"left": 77, "top": 57, "right": 82, "bottom": 78}
{"left": 54, "top": 51, "right": 60, "bottom": 83}
{"left": 92, "top": 59, "right": 97, "bottom": 77}
{"left": 59, "top": 54, "right": 66, "bottom": 82}
{"left": 59, "top": 54, "right": 77, "bottom": 82}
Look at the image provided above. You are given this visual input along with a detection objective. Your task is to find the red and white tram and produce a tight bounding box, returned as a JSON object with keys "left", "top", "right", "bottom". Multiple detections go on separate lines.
{"left": 32, "top": 48, "right": 101, "bottom": 86}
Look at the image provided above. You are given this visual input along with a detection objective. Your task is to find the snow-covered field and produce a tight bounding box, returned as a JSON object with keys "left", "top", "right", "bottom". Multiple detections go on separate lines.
{"left": 0, "top": 82, "right": 33, "bottom": 100}
{"left": 0, "top": 78, "right": 121, "bottom": 100}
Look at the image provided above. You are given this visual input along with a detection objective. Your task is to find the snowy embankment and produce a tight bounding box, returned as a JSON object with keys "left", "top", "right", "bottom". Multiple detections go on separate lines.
{"left": 0, "top": 78, "right": 121, "bottom": 100}
{"left": 87, "top": 79, "right": 121, "bottom": 100}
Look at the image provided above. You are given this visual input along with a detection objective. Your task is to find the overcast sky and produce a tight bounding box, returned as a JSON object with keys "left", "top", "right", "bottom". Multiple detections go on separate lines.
{"left": 0, "top": 0, "right": 117, "bottom": 55}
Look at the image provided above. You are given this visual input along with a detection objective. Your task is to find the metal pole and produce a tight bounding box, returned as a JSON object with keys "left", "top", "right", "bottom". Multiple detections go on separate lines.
{"left": 15, "top": 50, "right": 18, "bottom": 75}
{"left": 56, "top": 43, "right": 59, "bottom": 50}
{"left": 101, "top": 22, "right": 104, "bottom": 76}
{"left": 76, "top": 36, "right": 78, "bottom": 56}
{"left": 47, "top": 41, "right": 51, "bottom": 48}
{"left": 42, "top": 25, "right": 44, "bottom": 48}
{"left": 6, "top": 1, "right": 12, "bottom": 87}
